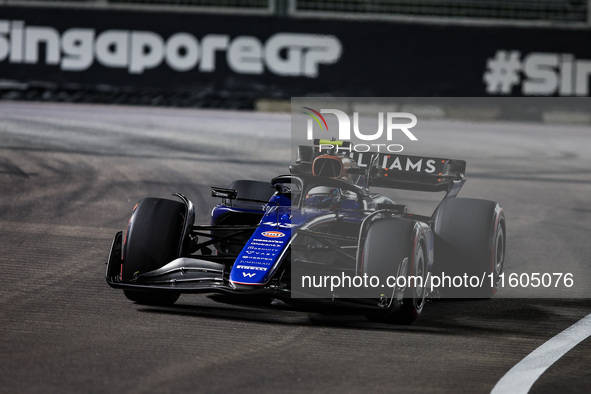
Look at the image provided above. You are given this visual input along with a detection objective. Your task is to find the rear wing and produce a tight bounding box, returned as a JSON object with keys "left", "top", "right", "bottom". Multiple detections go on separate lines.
{"left": 293, "top": 142, "right": 466, "bottom": 192}
{"left": 355, "top": 152, "right": 466, "bottom": 192}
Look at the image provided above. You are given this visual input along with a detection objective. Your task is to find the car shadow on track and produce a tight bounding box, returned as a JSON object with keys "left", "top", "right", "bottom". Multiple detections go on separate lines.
{"left": 133, "top": 295, "right": 589, "bottom": 335}
{"left": 134, "top": 294, "right": 431, "bottom": 332}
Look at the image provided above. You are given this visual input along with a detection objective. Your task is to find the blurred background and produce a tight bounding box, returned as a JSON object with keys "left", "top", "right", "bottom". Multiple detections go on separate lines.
{"left": 0, "top": 0, "right": 590, "bottom": 109}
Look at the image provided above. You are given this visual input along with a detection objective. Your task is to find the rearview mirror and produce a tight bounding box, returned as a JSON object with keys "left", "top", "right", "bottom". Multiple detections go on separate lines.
{"left": 211, "top": 187, "right": 238, "bottom": 199}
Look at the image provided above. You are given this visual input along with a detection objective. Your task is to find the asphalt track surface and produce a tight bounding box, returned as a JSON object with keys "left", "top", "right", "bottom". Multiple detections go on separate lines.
{"left": 0, "top": 101, "right": 590, "bottom": 393}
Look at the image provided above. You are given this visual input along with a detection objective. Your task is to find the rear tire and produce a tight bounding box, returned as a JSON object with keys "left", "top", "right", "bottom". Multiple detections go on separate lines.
{"left": 362, "top": 219, "right": 427, "bottom": 325}
{"left": 121, "top": 198, "right": 185, "bottom": 305}
{"left": 434, "top": 198, "right": 505, "bottom": 298}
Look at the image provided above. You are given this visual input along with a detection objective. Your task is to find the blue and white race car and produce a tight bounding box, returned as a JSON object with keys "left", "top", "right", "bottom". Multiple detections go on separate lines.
{"left": 106, "top": 140, "right": 505, "bottom": 324}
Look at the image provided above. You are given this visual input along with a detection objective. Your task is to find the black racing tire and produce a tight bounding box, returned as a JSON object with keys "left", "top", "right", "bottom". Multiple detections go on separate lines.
{"left": 121, "top": 198, "right": 185, "bottom": 305}
{"left": 363, "top": 218, "right": 428, "bottom": 325}
{"left": 434, "top": 198, "right": 506, "bottom": 298}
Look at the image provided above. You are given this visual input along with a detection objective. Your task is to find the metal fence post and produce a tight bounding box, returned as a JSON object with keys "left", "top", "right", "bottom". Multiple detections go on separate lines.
{"left": 275, "top": 0, "right": 288, "bottom": 17}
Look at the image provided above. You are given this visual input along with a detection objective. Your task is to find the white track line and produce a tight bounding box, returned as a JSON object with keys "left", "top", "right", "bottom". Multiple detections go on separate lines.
{"left": 491, "top": 313, "right": 591, "bottom": 394}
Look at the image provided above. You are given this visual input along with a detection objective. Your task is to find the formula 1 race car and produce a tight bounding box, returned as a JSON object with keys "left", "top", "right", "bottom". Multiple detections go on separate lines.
{"left": 105, "top": 140, "right": 505, "bottom": 324}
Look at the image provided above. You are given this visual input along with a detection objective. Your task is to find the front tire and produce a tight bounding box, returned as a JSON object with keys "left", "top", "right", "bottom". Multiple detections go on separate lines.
{"left": 362, "top": 219, "right": 428, "bottom": 325}
{"left": 121, "top": 198, "right": 185, "bottom": 305}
